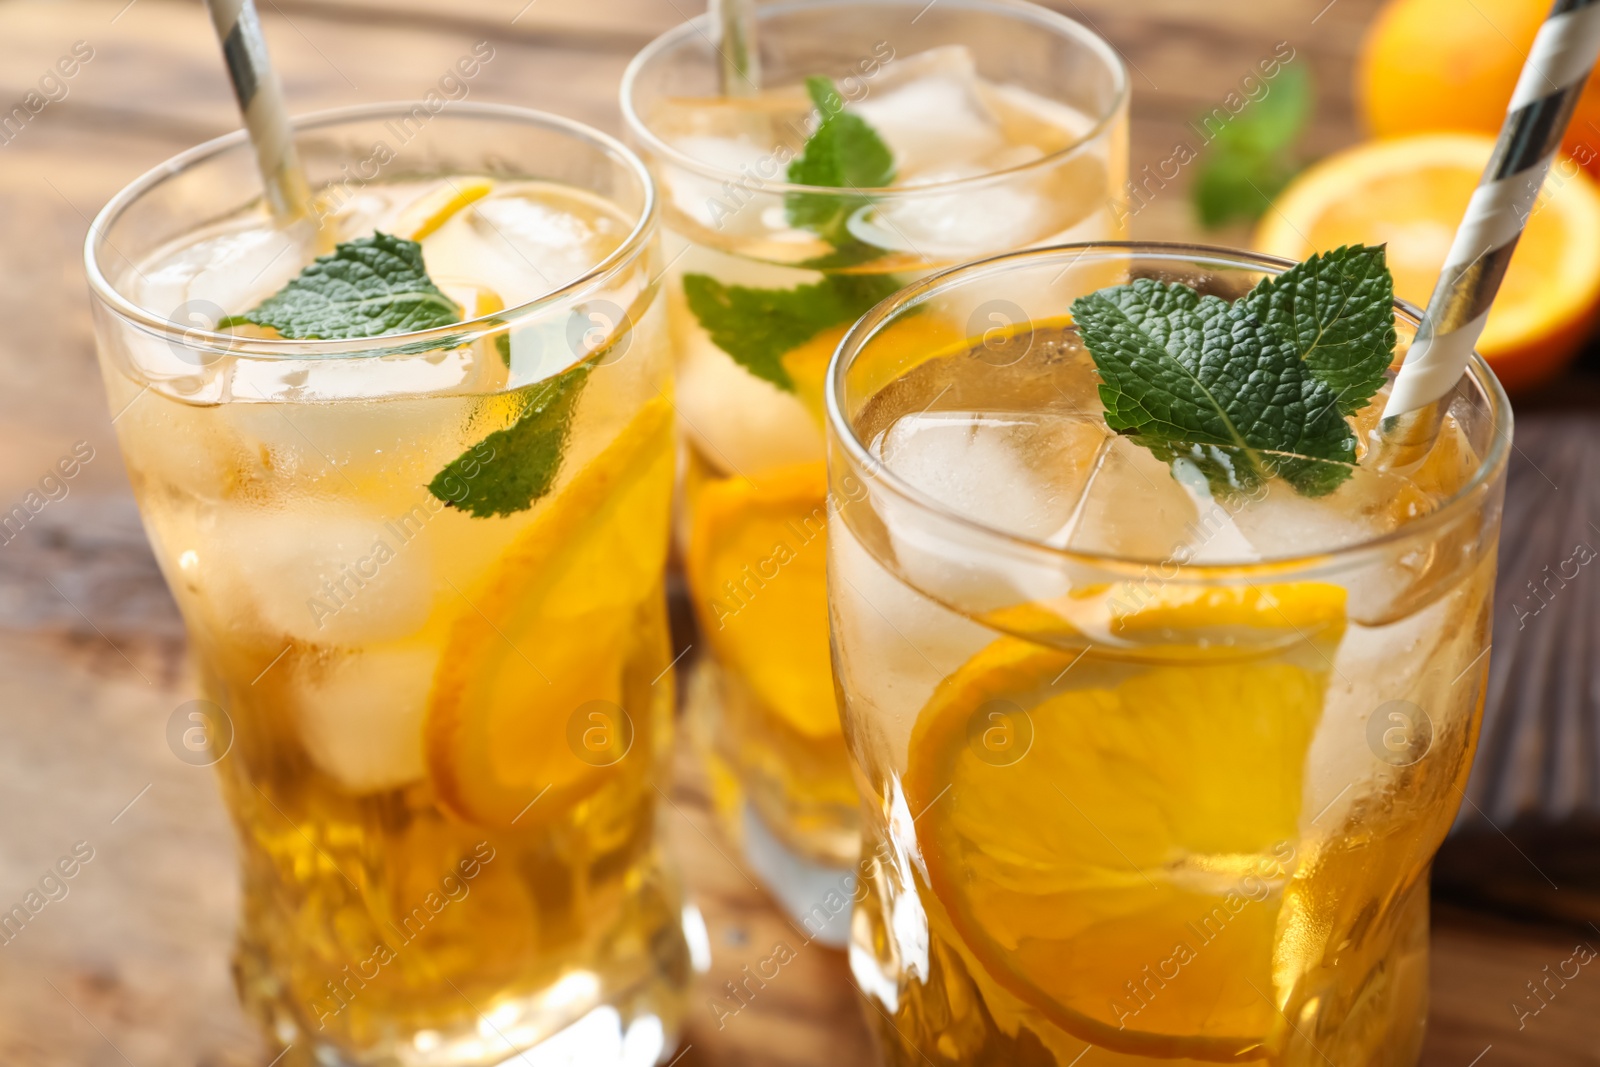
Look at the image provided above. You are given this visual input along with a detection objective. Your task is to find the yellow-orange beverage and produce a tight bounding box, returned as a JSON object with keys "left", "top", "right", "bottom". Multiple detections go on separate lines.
{"left": 827, "top": 246, "right": 1508, "bottom": 1064}
{"left": 87, "top": 106, "right": 692, "bottom": 1067}
{"left": 623, "top": 0, "right": 1130, "bottom": 913}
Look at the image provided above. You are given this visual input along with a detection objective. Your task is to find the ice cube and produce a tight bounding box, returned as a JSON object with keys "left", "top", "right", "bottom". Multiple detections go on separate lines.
{"left": 122, "top": 222, "right": 311, "bottom": 394}
{"left": 846, "top": 52, "right": 1115, "bottom": 257}
{"left": 828, "top": 511, "right": 994, "bottom": 760}
{"left": 1230, "top": 471, "right": 1394, "bottom": 559}
{"left": 421, "top": 188, "right": 624, "bottom": 308}
{"left": 1058, "top": 435, "right": 1202, "bottom": 560}
{"left": 227, "top": 347, "right": 484, "bottom": 404}
{"left": 866, "top": 409, "right": 1104, "bottom": 611}
{"left": 663, "top": 132, "right": 788, "bottom": 236}
{"left": 135, "top": 223, "right": 310, "bottom": 322}
{"left": 846, "top": 155, "right": 1038, "bottom": 259}
{"left": 201, "top": 507, "right": 436, "bottom": 646}
{"left": 290, "top": 637, "right": 433, "bottom": 792}
{"left": 876, "top": 409, "right": 1106, "bottom": 541}
{"left": 853, "top": 47, "right": 1007, "bottom": 178}
{"left": 644, "top": 92, "right": 811, "bottom": 239}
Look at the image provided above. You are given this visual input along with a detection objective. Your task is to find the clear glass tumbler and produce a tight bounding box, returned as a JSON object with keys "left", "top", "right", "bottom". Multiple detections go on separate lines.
{"left": 86, "top": 103, "right": 692, "bottom": 1067}
{"left": 826, "top": 243, "right": 1509, "bottom": 1065}
{"left": 621, "top": 0, "right": 1129, "bottom": 934}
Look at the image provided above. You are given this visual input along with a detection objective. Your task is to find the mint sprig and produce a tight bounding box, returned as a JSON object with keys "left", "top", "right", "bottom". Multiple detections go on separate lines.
{"left": 1072, "top": 244, "right": 1396, "bottom": 497}
{"left": 220, "top": 232, "right": 460, "bottom": 339}
{"left": 223, "top": 230, "right": 592, "bottom": 518}
{"left": 1192, "top": 65, "right": 1313, "bottom": 229}
{"left": 683, "top": 271, "right": 900, "bottom": 391}
{"left": 785, "top": 76, "right": 895, "bottom": 266}
{"left": 1242, "top": 245, "right": 1395, "bottom": 414}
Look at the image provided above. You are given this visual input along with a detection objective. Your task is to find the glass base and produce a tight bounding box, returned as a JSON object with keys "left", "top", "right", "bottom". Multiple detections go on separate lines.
{"left": 684, "top": 659, "right": 857, "bottom": 946}
{"left": 259, "top": 986, "right": 682, "bottom": 1067}
{"left": 740, "top": 801, "right": 854, "bottom": 948}
{"left": 236, "top": 898, "right": 696, "bottom": 1067}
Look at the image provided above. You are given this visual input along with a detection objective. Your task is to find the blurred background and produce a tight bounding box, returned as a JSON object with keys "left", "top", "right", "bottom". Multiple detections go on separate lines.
{"left": 1, "top": 0, "right": 1598, "bottom": 1063}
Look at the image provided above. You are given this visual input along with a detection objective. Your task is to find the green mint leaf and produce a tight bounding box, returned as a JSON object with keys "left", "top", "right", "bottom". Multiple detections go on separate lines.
{"left": 1072, "top": 277, "right": 1356, "bottom": 497}
{"left": 428, "top": 363, "right": 591, "bottom": 517}
{"left": 785, "top": 76, "right": 895, "bottom": 251}
{"left": 1192, "top": 154, "right": 1300, "bottom": 229}
{"left": 1192, "top": 65, "right": 1312, "bottom": 228}
{"left": 219, "top": 232, "right": 460, "bottom": 339}
{"left": 1242, "top": 244, "right": 1396, "bottom": 414}
{"left": 682, "top": 271, "right": 901, "bottom": 391}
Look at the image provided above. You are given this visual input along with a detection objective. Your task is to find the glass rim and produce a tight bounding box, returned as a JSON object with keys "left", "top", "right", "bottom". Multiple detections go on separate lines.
{"left": 825, "top": 240, "right": 1514, "bottom": 575}
{"left": 618, "top": 0, "right": 1130, "bottom": 198}
{"left": 84, "top": 100, "right": 659, "bottom": 362}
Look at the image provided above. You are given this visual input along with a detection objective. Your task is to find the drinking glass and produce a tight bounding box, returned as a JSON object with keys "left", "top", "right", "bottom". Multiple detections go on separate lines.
{"left": 86, "top": 103, "right": 692, "bottom": 1067}
{"left": 621, "top": 0, "right": 1129, "bottom": 936}
{"left": 826, "top": 243, "right": 1509, "bottom": 1065}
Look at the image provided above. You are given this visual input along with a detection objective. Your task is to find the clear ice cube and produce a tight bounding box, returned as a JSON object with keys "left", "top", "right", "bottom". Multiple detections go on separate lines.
{"left": 1058, "top": 434, "right": 1203, "bottom": 560}
{"left": 202, "top": 507, "right": 436, "bottom": 646}
{"left": 876, "top": 409, "right": 1107, "bottom": 542}
{"left": 853, "top": 47, "right": 1008, "bottom": 179}
{"left": 290, "top": 637, "right": 433, "bottom": 792}
{"left": 423, "top": 190, "right": 622, "bottom": 308}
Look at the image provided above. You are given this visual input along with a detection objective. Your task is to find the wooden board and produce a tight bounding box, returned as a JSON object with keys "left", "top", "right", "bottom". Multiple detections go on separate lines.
{"left": 2, "top": 0, "right": 1599, "bottom": 1063}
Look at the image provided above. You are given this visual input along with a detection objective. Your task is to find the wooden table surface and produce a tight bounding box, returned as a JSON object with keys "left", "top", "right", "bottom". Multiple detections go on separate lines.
{"left": 2, "top": 0, "right": 1598, "bottom": 1063}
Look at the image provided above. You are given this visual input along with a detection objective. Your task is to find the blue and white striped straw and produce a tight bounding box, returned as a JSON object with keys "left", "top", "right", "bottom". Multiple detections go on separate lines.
{"left": 205, "top": 0, "right": 311, "bottom": 223}
{"left": 1383, "top": 0, "right": 1600, "bottom": 428}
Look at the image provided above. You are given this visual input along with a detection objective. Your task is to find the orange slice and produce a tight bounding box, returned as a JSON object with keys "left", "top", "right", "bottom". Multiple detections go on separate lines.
{"left": 684, "top": 461, "right": 837, "bottom": 740}
{"left": 906, "top": 584, "right": 1346, "bottom": 1060}
{"left": 395, "top": 178, "right": 495, "bottom": 241}
{"left": 425, "top": 397, "right": 674, "bottom": 828}
{"left": 1254, "top": 133, "right": 1600, "bottom": 394}
{"left": 782, "top": 313, "right": 968, "bottom": 427}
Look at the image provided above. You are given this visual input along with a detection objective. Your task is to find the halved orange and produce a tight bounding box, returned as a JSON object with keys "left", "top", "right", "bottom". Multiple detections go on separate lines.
{"left": 424, "top": 396, "right": 674, "bottom": 828}
{"left": 1255, "top": 133, "right": 1600, "bottom": 393}
{"left": 1357, "top": 0, "right": 1600, "bottom": 176}
{"left": 906, "top": 584, "right": 1346, "bottom": 1061}
{"left": 684, "top": 461, "right": 837, "bottom": 740}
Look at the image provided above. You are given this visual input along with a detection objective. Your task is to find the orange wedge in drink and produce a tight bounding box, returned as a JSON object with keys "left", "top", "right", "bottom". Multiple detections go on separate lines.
{"left": 425, "top": 396, "right": 674, "bottom": 829}
{"left": 685, "top": 461, "right": 837, "bottom": 740}
{"left": 905, "top": 584, "right": 1346, "bottom": 1060}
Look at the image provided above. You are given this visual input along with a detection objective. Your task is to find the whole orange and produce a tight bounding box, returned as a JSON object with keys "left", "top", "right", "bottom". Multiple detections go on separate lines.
{"left": 1359, "top": 0, "right": 1600, "bottom": 172}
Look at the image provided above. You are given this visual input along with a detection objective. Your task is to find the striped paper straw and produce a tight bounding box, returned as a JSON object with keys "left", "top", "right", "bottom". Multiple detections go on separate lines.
{"left": 1383, "top": 0, "right": 1600, "bottom": 426}
{"left": 205, "top": 0, "right": 312, "bottom": 223}
{"left": 713, "top": 0, "right": 761, "bottom": 97}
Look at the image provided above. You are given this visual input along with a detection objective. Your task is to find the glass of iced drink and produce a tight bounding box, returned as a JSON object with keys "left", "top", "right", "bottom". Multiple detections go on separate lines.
{"left": 86, "top": 103, "right": 692, "bottom": 1067}
{"left": 620, "top": 0, "right": 1129, "bottom": 930}
{"left": 827, "top": 243, "right": 1509, "bottom": 1064}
